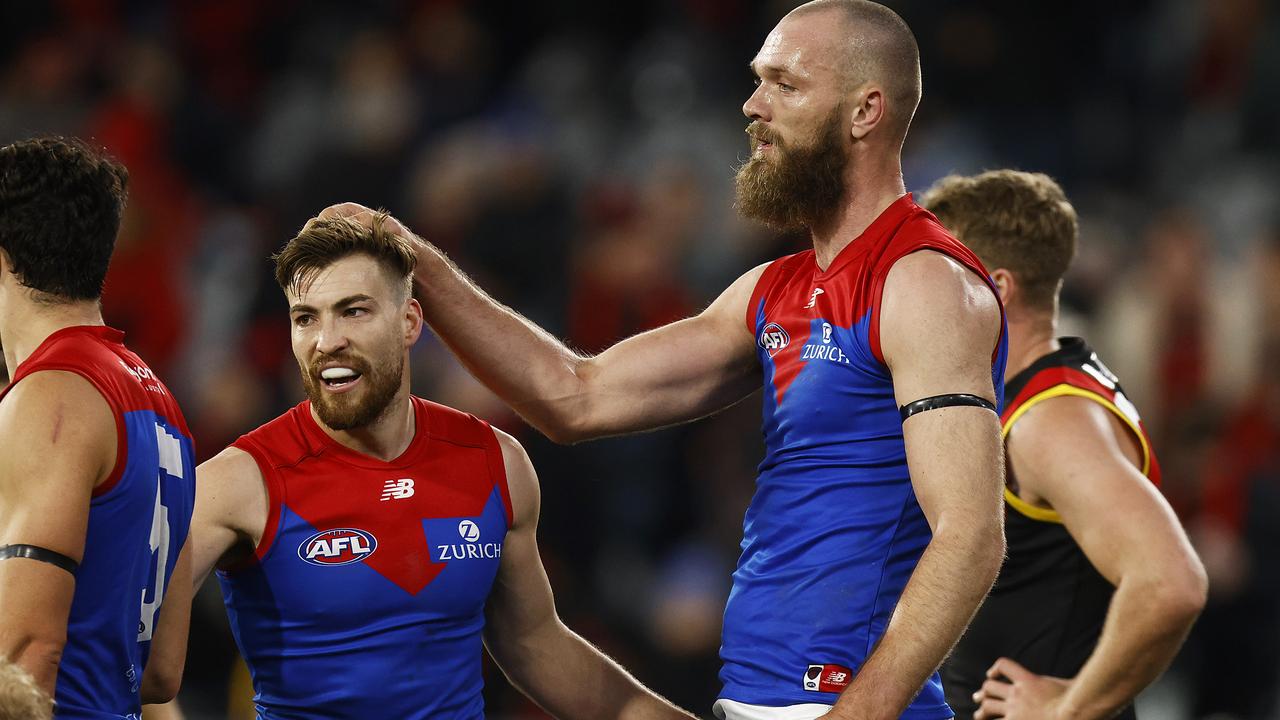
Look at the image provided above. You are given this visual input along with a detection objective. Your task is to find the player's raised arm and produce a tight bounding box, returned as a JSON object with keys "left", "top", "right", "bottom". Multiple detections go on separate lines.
{"left": 482, "top": 430, "right": 696, "bottom": 720}
{"left": 0, "top": 372, "right": 115, "bottom": 696}
{"left": 825, "top": 251, "right": 1006, "bottom": 720}
{"left": 974, "top": 397, "right": 1206, "bottom": 720}
{"left": 318, "top": 203, "right": 764, "bottom": 443}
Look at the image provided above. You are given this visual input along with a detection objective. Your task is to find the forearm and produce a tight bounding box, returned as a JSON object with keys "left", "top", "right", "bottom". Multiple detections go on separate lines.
{"left": 830, "top": 524, "right": 1003, "bottom": 720}
{"left": 414, "top": 246, "right": 592, "bottom": 441}
{"left": 1058, "top": 576, "right": 1203, "bottom": 720}
{"left": 7, "top": 638, "right": 64, "bottom": 697}
{"left": 492, "top": 620, "right": 692, "bottom": 720}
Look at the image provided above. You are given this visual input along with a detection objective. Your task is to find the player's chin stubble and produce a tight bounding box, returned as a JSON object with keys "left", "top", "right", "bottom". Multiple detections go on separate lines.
{"left": 734, "top": 112, "right": 849, "bottom": 233}
{"left": 303, "top": 352, "right": 404, "bottom": 431}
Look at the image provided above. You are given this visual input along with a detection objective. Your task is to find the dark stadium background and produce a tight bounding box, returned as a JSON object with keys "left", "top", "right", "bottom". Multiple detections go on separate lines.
{"left": 2, "top": 1, "right": 1278, "bottom": 717}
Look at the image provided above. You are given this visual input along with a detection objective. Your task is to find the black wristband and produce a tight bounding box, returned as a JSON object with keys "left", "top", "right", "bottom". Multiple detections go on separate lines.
{"left": 0, "top": 544, "right": 79, "bottom": 575}
{"left": 899, "top": 393, "right": 997, "bottom": 422}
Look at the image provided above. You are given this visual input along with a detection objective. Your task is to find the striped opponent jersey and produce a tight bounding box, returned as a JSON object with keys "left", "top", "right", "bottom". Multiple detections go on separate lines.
{"left": 723, "top": 194, "right": 1007, "bottom": 715}
{"left": 0, "top": 325, "right": 196, "bottom": 719}
{"left": 218, "top": 397, "right": 513, "bottom": 719}
{"left": 944, "top": 337, "right": 1160, "bottom": 720}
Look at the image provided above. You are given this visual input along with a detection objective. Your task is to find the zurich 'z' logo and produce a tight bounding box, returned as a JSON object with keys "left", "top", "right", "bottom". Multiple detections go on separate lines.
{"left": 458, "top": 520, "right": 481, "bottom": 542}
{"left": 298, "top": 528, "right": 377, "bottom": 566}
{"left": 759, "top": 323, "right": 790, "bottom": 357}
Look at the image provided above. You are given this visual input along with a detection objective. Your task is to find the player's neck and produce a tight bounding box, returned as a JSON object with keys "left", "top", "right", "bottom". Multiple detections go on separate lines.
{"left": 0, "top": 297, "right": 105, "bottom": 373}
{"left": 809, "top": 164, "right": 906, "bottom": 271}
{"left": 1005, "top": 311, "right": 1059, "bottom": 380}
{"left": 313, "top": 386, "right": 417, "bottom": 462}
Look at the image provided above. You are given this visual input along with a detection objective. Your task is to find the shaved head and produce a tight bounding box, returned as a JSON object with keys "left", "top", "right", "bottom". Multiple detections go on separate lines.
{"left": 788, "top": 0, "right": 921, "bottom": 145}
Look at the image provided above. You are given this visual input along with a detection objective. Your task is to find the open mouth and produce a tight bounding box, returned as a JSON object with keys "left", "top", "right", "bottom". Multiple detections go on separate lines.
{"left": 319, "top": 366, "right": 363, "bottom": 392}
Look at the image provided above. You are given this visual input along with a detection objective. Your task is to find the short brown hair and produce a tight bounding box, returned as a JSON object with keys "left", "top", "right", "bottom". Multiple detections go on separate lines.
{"left": 921, "top": 170, "right": 1077, "bottom": 311}
{"left": 272, "top": 212, "right": 417, "bottom": 298}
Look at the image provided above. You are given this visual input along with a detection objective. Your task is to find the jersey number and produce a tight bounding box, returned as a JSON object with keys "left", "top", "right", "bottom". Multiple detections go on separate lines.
{"left": 138, "top": 423, "right": 185, "bottom": 642}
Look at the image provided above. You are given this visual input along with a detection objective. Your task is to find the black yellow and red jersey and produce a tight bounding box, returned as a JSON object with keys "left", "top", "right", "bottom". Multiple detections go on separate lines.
{"left": 944, "top": 337, "right": 1160, "bottom": 720}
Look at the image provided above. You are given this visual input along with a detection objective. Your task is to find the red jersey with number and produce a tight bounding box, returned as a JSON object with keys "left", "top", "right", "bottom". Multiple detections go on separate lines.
{"left": 0, "top": 325, "right": 195, "bottom": 720}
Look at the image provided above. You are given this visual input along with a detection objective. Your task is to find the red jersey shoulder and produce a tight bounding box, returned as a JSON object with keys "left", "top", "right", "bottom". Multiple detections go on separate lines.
{"left": 416, "top": 397, "right": 513, "bottom": 527}
{"left": 3, "top": 326, "right": 191, "bottom": 436}
{"left": 233, "top": 403, "right": 318, "bottom": 469}
{"left": 745, "top": 251, "right": 815, "bottom": 333}
{"left": 872, "top": 209, "right": 992, "bottom": 280}
{"left": 415, "top": 397, "right": 495, "bottom": 450}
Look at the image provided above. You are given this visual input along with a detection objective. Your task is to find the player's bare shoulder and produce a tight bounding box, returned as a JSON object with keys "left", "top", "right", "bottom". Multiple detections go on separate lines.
{"left": 0, "top": 370, "right": 116, "bottom": 492}
{"left": 879, "top": 250, "right": 1001, "bottom": 368}
{"left": 195, "top": 446, "right": 270, "bottom": 545}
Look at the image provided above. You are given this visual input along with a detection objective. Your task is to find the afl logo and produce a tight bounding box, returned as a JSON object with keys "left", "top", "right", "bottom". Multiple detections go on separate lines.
{"left": 759, "top": 323, "right": 790, "bottom": 357}
{"left": 458, "top": 520, "right": 481, "bottom": 542}
{"left": 298, "top": 528, "right": 377, "bottom": 566}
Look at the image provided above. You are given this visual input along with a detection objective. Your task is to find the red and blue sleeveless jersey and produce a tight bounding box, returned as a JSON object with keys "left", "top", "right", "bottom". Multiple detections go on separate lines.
{"left": 218, "top": 397, "right": 513, "bottom": 719}
{"left": 0, "top": 325, "right": 196, "bottom": 720}
{"left": 722, "top": 195, "right": 1007, "bottom": 714}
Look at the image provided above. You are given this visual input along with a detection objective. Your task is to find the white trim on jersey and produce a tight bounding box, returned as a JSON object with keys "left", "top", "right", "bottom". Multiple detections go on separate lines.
{"left": 712, "top": 699, "right": 833, "bottom": 720}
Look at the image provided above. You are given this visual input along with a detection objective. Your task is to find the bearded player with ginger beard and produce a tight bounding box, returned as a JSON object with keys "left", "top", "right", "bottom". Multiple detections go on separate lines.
{"left": 176, "top": 214, "right": 695, "bottom": 720}
{"left": 320, "top": 1, "right": 1009, "bottom": 718}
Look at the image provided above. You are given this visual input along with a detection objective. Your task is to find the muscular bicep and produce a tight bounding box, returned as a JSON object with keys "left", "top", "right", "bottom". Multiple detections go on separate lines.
{"left": 1008, "top": 397, "right": 1199, "bottom": 588}
{"left": 879, "top": 252, "right": 1003, "bottom": 529}
{"left": 0, "top": 372, "right": 116, "bottom": 692}
{"left": 190, "top": 448, "right": 269, "bottom": 590}
{"left": 879, "top": 252, "right": 1001, "bottom": 406}
{"left": 572, "top": 263, "right": 766, "bottom": 437}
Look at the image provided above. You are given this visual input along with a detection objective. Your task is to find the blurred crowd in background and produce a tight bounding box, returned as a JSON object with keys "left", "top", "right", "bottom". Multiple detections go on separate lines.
{"left": 1, "top": 0, "right": 1278, "bottom": 718}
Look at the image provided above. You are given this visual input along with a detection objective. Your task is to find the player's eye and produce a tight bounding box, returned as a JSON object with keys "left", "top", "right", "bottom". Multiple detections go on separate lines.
{"left": 344, "top": 307, "right": 368, "bottom": 318}
{"left": 293, "top": 314, "right": 314, "bottom": 327}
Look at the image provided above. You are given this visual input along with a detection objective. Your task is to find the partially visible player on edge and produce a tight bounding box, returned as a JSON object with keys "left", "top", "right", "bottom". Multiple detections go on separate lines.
{"left": 0, "top": 658, "right": 52, "bottom": 720}
{"left": 0, "top": 137, "right": 196, "bottom": 719}
{"left": 322, "top": 1, "right": 1008, "bottom": 718}
{"left": 923, "top": 170, "right": 1207, "bottom": 720}
{"left": 184, "top": 214, "right": 695, "bottom": 719}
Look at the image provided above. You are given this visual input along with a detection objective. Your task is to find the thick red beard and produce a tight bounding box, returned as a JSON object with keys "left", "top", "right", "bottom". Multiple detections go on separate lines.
{"left": 301, "top": 352, "right": 403, "bottom": 431}
{"left": 734, "top": 111, "right": 849, "bottom": 232}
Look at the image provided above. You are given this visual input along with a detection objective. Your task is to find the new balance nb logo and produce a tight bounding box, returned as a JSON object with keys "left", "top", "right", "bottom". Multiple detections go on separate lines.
{"left": 380, "top": 478, "right": 415, "bottom": 501}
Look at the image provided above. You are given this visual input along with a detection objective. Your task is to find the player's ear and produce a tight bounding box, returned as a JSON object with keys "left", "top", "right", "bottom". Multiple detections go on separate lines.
{"left": 989, "top": 268, "right": 1015, "bottom": 307}
{"left": 404, "top": 297, "right": 424, "bottom": 346}
{"left": 849, "top": 85, "right": 884, "bottom": 141}
{"left": 0, "top": 248, "right": 14, "bottom": 294}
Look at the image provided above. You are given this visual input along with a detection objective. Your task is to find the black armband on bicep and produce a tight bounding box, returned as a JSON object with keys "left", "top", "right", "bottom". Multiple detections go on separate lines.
{"left": 899, "top": 393, "right": 997, "bottom": 422}
{"left": 0, "top": 544, "right": 79, "bottom": 575}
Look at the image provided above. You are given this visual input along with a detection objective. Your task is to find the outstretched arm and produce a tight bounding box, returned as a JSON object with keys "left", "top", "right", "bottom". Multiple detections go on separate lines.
{"left": 974, "top": 397, "right": 1206, "bottom": 720}
{"left": 483, "top": 430, "right": 695, "bottom": 720}
{"left": 318, "top": 203, "right": 764, "bottom": 443}
{"left": 827, "top": 252, "right": 1006, "bottom": 720}
{"left": 0, "top": 372, "right": 116, "bottom": 696}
